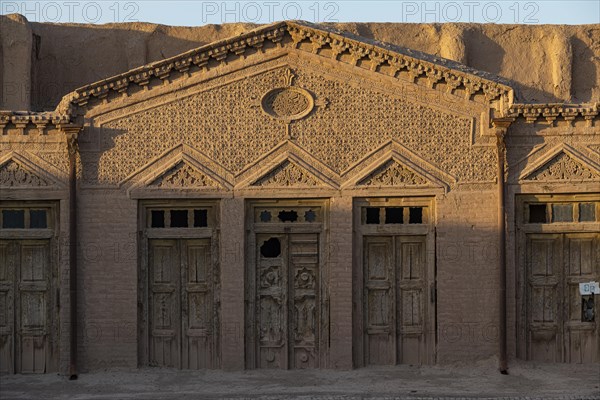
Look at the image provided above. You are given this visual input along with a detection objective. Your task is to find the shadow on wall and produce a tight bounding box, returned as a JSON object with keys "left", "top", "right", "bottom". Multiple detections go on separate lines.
{"left": 464, "top": 28, "right": 520, "bottom": 102}
{"left": 0, "top": 29, "right": 3, "bottom": 107}
{"left": 29, "top": 24, "right": 222, "bottom": 111}
{"left": 78, "top": 126, "right": 128, "bottom": 184}
{"left": 464, "top": 27, "right": 572, "bottom": 103}
{"left": 465, "top": 28, "right": 505, "bottom": 76}
{"left": 505, "top": 125, "right": 545, "bottom": 182}
{"left": 572, "top": 36, "right": 597, "bottom": 103}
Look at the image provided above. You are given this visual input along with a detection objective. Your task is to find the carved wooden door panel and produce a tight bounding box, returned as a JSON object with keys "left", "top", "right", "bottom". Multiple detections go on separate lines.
{"left": 364, "top": 235, "right": 429, "bottom": 365}
{"left": 0, "top": 240, "right": 53, "bottom": 374}
{"left": 255, "top": 233, "right": 320, "bottom": 369}
{"left": 290, "top": 233, "right": 320, "bottom": 369}
{"left": 526, "top": 234, "right": 563, "bottom": 362}
{"left": 148, "top": 238, "right": 216, "bottom": 369}
{"left": 563, "top": 233, "right": 599, "bottom": 363}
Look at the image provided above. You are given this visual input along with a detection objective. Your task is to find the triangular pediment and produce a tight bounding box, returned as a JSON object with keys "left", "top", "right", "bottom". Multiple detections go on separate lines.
{"left": 251, "top": 160, "right": 322, "bottom": 188}
{"left": 236, "top": 141, "right": 339, "bottom": 189}
{"left": 342, "top": 140, "right": 456, "bottom": 191}
{"left": 0, "top": 151, "right": 65, "bottom": 189}
{"left": 60, "top": 21, "right": 513, "bottom": 117}
{"left": 122, "top": 144, "right": 233, "bottom": 191}
{"left": 520, "top": 144, "right": 600, "bottom": 182}
{"left": 357, "top": 159, "right": 430, "bottom": 186}
{"left": 148, "top": 161, "right": 220, "bottom": 188}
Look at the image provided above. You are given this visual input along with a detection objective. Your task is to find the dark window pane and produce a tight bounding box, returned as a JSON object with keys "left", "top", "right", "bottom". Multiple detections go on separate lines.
{"left": 409, "top": 207, "right": 423, "bottom": 224}
{"left": 170, "top": 210, "right": 188, "bottom": 227}
{"left": 365, "top": 207, "right": 380, "bottom": 224}
{"left": 278, "top": 210, "right": 298, "bottom": 222}
{"left": 580, "top": 203, "right": 596, "bottom": 222}
{"left": 30, "top": 210, "right": 47, "bottom": 228}
{"left": 385, "top": 207, "right": 403, "bottom": 224}
{"left": 260, "top": 237, "right": 281, "bottom": 258}
{"left": 304, "top": 209, "right": 317, "bottom": 222}
{"left": 529, "top": 204, "right": 547, "bottom": 223}
{"left": 194, "top": 209, "right": 208, "bottom": 227}
{"left": 259, "top": 210, "right": 271, "bottom": 222}
{"left": 2, "top": 210, "right": 25, "bottom": 228}
{"left": 151, "top": 210, "right": 164, "bottom": 228}
{"left": 552, "top": 204, "right": 573, "bottom": 222}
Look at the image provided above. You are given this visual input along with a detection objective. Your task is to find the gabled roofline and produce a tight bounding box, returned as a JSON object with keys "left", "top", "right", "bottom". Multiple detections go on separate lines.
{"left": 2, "top": 21, "right": 597, "bottom": 131}
{"left": 51, "top": 20, "right": 514, "bottom": 116}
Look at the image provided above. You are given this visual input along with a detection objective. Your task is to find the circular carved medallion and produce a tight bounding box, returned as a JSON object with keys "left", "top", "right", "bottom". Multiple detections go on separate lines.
{"left": 261, "top": 87, "right": 314, "bottom": 121}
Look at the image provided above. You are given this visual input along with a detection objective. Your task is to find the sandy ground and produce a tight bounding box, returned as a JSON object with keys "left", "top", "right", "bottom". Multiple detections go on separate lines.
{"left": 1, "top": 359, "right": 599, "bottom": 400}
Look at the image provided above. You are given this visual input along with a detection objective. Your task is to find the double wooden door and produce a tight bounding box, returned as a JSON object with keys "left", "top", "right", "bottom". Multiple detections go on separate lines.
{"left": 248, "top": 232, "right": 323, "bottom": 369}
{"left": 362, "top": 235, "right": 434, "bottom": 365}
{"left": 0, "top": 240, "right": 56, "bottom": 373}
{"left": 524, "top": 233, "right": 599, "bottom": 363}
{"left": 147, "top": 238, "right": 218, "bottom": 369}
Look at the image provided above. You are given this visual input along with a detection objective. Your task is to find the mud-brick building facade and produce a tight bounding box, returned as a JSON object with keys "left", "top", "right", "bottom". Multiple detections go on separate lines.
{"left": 0, "top": 20, "right": 598, "bottom": 375}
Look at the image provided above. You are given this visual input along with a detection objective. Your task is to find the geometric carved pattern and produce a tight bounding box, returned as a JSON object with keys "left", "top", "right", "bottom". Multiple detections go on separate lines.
{"left": 527, "top": 153, "right": 599, "bottom": 181}
{"left": 252, "top": 160, "right": 320, "bottom": 187}
{"left": 95, "top": 61, "right": 489, "bottom": 185}
{"left": 261, "top": 87, "right": 314, "bottom": 121}
{"left": 0, "top": 160, "right": 49, "bottom": 187}
{"left": 358, "top": 159, "right": 428, "bottom": 186}
{"left": 148, "top": 162, "right": 218, "bottom": 188}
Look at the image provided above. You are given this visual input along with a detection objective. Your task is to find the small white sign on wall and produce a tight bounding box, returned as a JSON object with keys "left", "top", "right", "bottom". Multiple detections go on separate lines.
{"left": 579, "top": 281, "right": 600, "bottom": 295}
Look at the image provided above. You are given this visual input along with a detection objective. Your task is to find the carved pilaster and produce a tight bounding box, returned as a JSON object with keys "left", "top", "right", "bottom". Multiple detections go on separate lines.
{"left": 59, "top": 125, "right": 82, "bottom": 156}
{"left": 492, "top": 119, "right": 511, "bottom": 181}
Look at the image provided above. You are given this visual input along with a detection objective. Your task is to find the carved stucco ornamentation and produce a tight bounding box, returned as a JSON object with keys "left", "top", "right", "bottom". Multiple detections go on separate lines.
{"left": 252, "top": 161, "right": 320, "bottom": 187}
{"left": 261, "top": 68, "right": 315, "bottom": 122}
{"left": 527, "top": 153, "right": 599, "bottom": 181}
{"left": 359, "top": 159, "right": 428, "bottom": 186}
{"left": 0, "top": 160, "right": 49, "bottom": 187}
{"left": 149, "top": 162, "right": 218, "bottom": 188}
{"left": 261, "top": 87, "right": 314, "bottom": 121}
{"left": 94, "top": 62, "right": 492, "bottom": 185}
{"left": 36, "top": 152, "right": 70, "bottom": 173}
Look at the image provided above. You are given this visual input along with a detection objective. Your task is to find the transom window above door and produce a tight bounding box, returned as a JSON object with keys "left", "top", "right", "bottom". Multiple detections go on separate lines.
{"left": 525, "top": 200, "right": 599, "bottom": 224}
{"left": 361, "top": 206, "right": 429, "bottom": 225}
{"left": 0, "top": 206, "right": 52, "bottom": 230}
{"left": 146, "top": 207, "right": 214, "bottom": 229}
{"left": 253, "top": 206, "right": 322, "bottom": 224}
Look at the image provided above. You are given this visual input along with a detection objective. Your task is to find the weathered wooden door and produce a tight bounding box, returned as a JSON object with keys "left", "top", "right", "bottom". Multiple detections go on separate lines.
{"left": 148, "top": 238, "right": 216, "bottom": 369}
{"left": 525, "top": 234, "right": 563, "bottom": 362}
{"left": 564, "top": 233, "right": 599, "bottom": 363}
{"left": 363, "top": 235, "right": 431, "bottom": 365}
{"left": 253, "top": 233, "right": 321, "bottom": 369}
{"left": 525, "top": 233, "right": 599, "bottom": 363}
{"left": 0, "top": 240, "right": 54, "bottom": 373}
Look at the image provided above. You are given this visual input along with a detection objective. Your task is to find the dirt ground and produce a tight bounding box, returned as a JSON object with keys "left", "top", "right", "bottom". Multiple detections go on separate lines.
{"left": 1, "top": 358, "right": 599, "bottom": 400}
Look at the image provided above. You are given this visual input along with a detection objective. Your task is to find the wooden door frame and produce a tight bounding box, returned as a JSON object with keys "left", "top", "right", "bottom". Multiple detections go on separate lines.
{"left": 0, "top": 201, "right": 60, "bottom": 374}
{"left": 352, "top": 197, "right": 437, "bottom": 368}
{"left": 245, "top": 199, "right": 329, "bottom": 369}
{"left": 137, "top": 200, "right": 220, "bottom": 368}
{"left": 515, "top": 194, "right": 600, "bottom": 361}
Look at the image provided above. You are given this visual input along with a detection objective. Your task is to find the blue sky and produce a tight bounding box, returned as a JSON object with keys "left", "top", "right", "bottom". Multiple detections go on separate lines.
{"left": 2, "top": 1, "right": 599, "bottom": 25}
